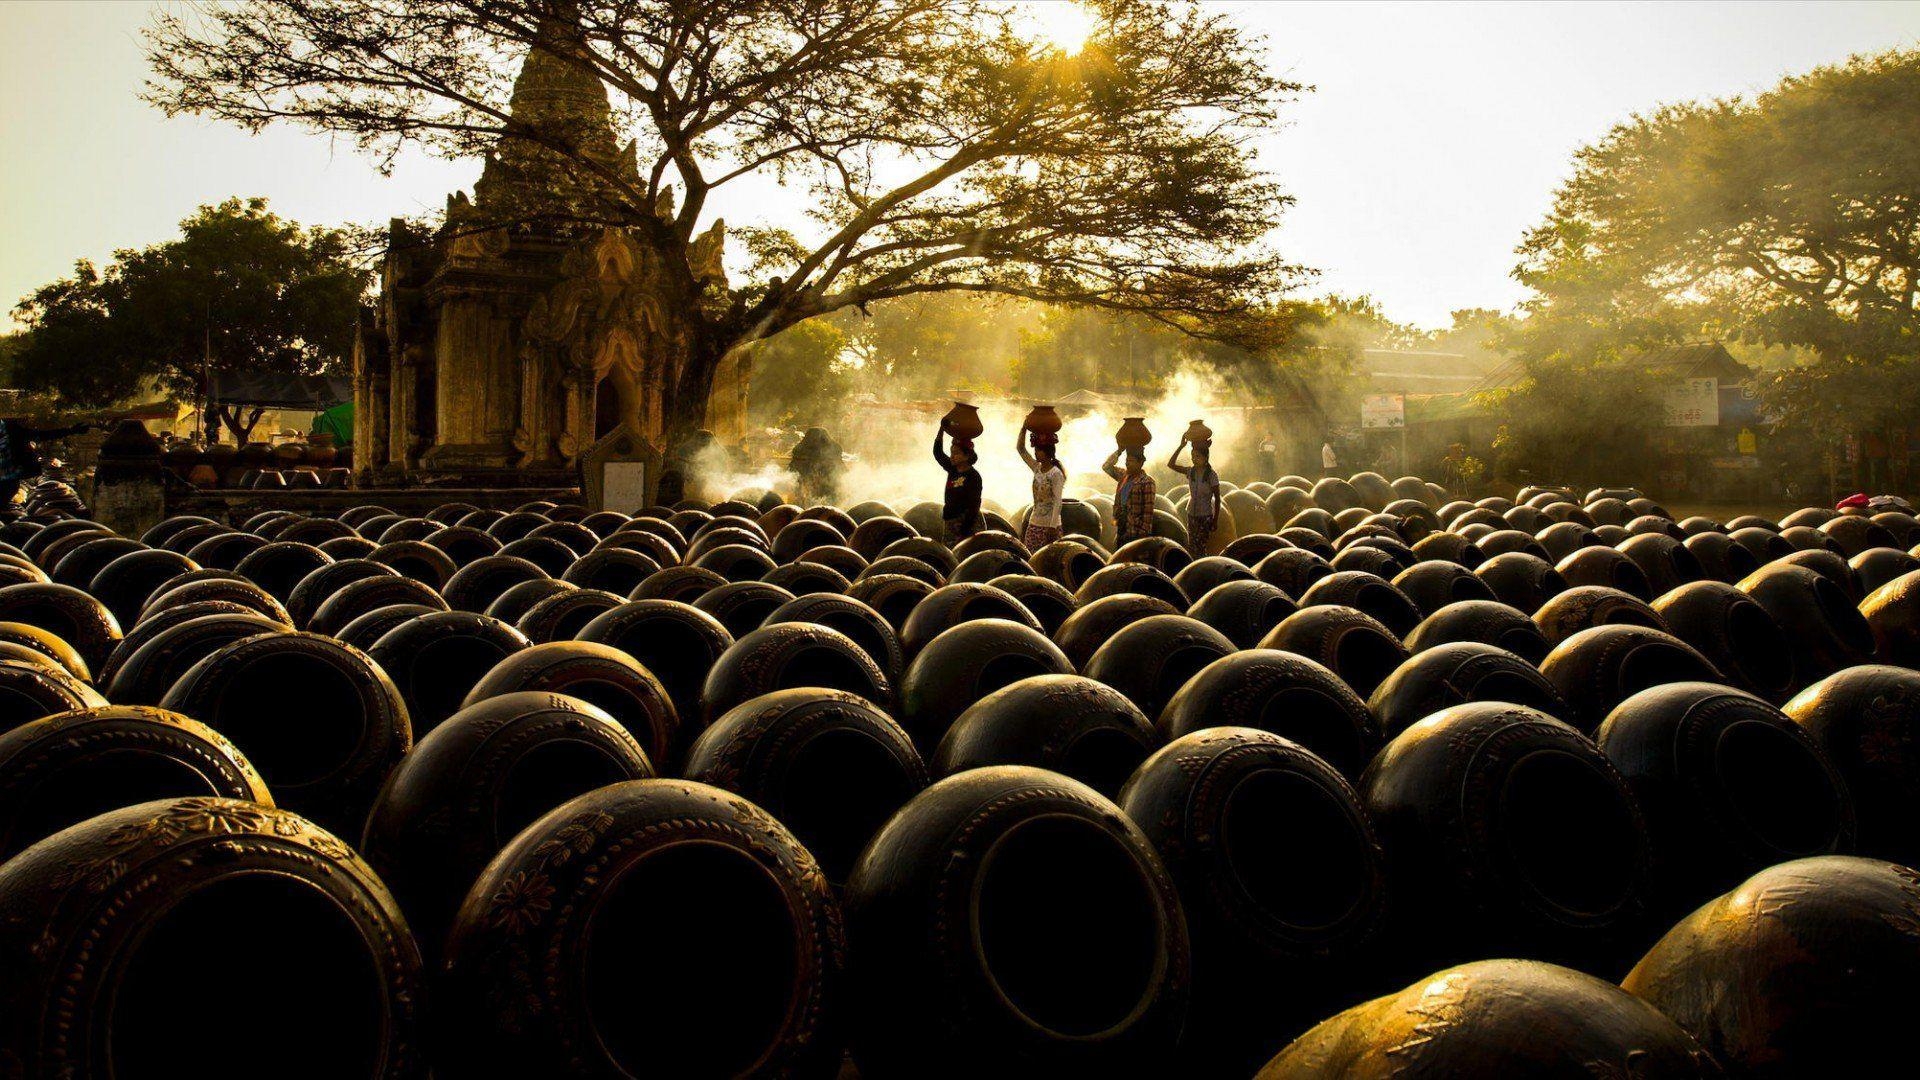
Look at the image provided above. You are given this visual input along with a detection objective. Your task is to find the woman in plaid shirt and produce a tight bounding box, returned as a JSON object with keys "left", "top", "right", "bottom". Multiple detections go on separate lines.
{"left": 1103, "top": 447, "right": 1157, "bottom": 545}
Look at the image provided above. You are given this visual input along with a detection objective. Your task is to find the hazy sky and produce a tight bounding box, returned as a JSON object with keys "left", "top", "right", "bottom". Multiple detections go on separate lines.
{"left": 3, "top": 1, "right": 1918, "bottom": 332}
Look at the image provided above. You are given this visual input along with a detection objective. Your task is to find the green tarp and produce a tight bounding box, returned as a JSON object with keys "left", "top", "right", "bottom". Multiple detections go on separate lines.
{"left": 312, "top": 401, "right": 353, "bottom": 445}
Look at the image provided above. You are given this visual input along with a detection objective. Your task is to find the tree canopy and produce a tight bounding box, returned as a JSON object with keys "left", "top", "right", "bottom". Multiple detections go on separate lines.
{"left": 8, "top": 198, "right": 368, "bottom": 439}
{"left": 145, "top": 0, "right": 1307, "bottom": 434}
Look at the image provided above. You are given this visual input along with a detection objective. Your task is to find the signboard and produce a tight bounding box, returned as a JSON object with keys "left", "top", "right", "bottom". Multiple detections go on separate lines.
{"left": 1361, "top": 393, "right": 1406, "bottom": 429}
{"left": 602, "top": 461, "right": 648, "bottom": 514}
{"left": 1662, "top": 378, "right": 1719, "bottom": 427}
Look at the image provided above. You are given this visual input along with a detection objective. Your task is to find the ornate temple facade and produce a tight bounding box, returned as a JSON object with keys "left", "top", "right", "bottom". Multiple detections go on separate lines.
{"left": 352, "top": 32, "right": 749, "bottom": 487}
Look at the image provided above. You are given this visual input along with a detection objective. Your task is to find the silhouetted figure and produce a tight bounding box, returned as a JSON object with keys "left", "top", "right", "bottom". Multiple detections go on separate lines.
{"left": 790, "top": 427, "right": 845, "bottom": 506}
{"left": 933, "top": 420, "right": 982, "bottom": 543}
{"left": 1, "top": 417, "right": 91, "bottom": 518}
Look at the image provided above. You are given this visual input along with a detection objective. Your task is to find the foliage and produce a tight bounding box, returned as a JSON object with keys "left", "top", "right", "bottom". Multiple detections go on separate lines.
{"left": 8, "top": 198, "right": 368, "bottom": 438}
{"left": 1475, "top": 358, "right": 1664, "bottom": 487}
{"left": 145, "top": 0, "right": 1309, "bottom": 435}
{"left": 744, "top": 317, "right": 852, "bottom": 426}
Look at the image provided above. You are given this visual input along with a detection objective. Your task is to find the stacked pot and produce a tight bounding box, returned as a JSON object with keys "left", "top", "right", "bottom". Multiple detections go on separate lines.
{"left": 0, "top": 471, "right": 1915, "bottom": 1078}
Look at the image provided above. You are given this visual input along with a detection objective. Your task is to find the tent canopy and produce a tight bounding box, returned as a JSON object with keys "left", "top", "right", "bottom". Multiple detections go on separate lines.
{"left": 312, "top": 401, "right": 354, "bottom": 444}
{"left": 209, "top": 371, "right": 352, "bottom": 410}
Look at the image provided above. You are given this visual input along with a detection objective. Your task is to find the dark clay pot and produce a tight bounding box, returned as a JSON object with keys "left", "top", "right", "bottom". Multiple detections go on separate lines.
{"left": 1392, "top": 559, "right": 1496, "bottom": 618}
{"left": 366, "top": 540, "right": 459, "bottom": 592}
{"left": 1786, "top": 664, "right": 1920, "bottom": 867}
{"left": 50, "top": 536, "right": 146, "bottom": 589}
{"left": 1054, "top": 592, "right": 1183, "bottom": 668}
{"left": 1259, "top": 605, "right": 1409, "bottom": 699}
{"left": 876, "top": 537, "right": 958, "bottom": 577}
{"left": 141, "top": 574, "right": 291, "bottom": 626}
{"left": 686, "top": 687, "right": 927, "bottom": 886}
{"left": 692, "top": 542, "right": 780, "bottom": 583}
{"left": 1403, "top": 599, "right": 1551, "bottom": 663}
{"left": 989, "top": 574, "right": 1079, "bottom": 635}
{"left": 463, "top": 641, "right": 679, "bottom": 768}
{"left": 1411, "top": 530, "right": 1485, "bottom": 568}
{"left": 627, "top": 563, "right": 728, "bottom": 604}
{"left": 233, "top": 540, "right": 335, "bottom": 602}
{"left": 846, "top": 516, "right": 919, "bottom": 561}
{"left": 1121, "top": 727, "right": 1391, "bottom": 1077}
{"left": 1776, "top": 546, "right": 1863, "bottom": 601}
{"left": 1359, "top": 702, "right": 1653, "bottom": 975}
{"left": 1533, "top": 585, "right": 1668, "bottom": 647}
{"left": 771, "top": 517, "right": 848, "bottom": 562}
{"left": 898, "top": 581, "right": 1043, "bottom": 656}
{"left": 103, "top": 611, "right": 286, "bottom": 706}
{"left": 1737, "top": 562, "right": 1874, "bottom": 688}
{"left": 1537, "top": 520, "right": 1601, "bottom": 562}
{"left": 186, "top": 529, "right": 271, "bottom": 570}
{"left": 514, "top": 587, "right": 626, "bottom": 643}
{"left": 559, "top": 548, "right": 660, "bottom": 596}
{"left": 482, "top": 576, "right": 576, "bottom": 625}
{"left": 1299, "top": 570, "right": 1423, "bottom": 638}
{"left": 1537, "top": 624, "right": 1725, "bottom": 735}
{"left": 1477, "top": 528, "right": 1549, "bottom": 560}
{"left": 688, "top": 579, "right": 794, "bottom": 639}
{"left": 574, "top": 599, "right": 734, "bottom": 731}
{"left": 1651, "top": 580, "right": 1797, "bottom": 702}
{"left": 0, "top": 619, "right": 91, "bottom": 682}
{"left": 1159, "top": 649, "right": 1381, "bottom": 778}
{"left": 361, "top": 691, "right": 653, "bottom": 960}
{"left": 845, "top": 766, "right": 1190, "bottom": 1079}
{"left": 1623, "top": 856, "right": 1920, "bottom": 1079}
{"left": 933, "top": 674, "right": 1156, "bottom": 796}
{"left": 0, "top": 580, "right": 121, "bottom": 672}
{"left": 437, "top": 779, "right": 844, "bottom": 1079}
{"left": 158, "top": 631, "right": 408, "bottom": 836}
{"left": 764, "top": 592, "right": 905, "bottom": 681}
{"left": 1730, "top": 525, "right": 1796, "bottom": 565}
{"left": 1253, "top": 548, "right": 1334, "bottom": 597}
{"left": 1683, "top": 530, "right": 1760, "bottom": 585}
{"left": 0, "top": 797, "right": 425, "bottom": 1077}
{"left": 1327, "top": 543, "right": 1407, "bottom": 579}
{"left": 1185, "top": 579, "right": 1297, "bottom": 648}
{"left": 1598, "top": 681, "right": 1854, "bottom": 917}
{"left": 858, "top": 554, "right": 947, "bottom": 587}
{"left": 1082, "top": 614, "right": 1237, "bottom": 722}
{"left": 700, "top": 621, "right": 893, "bottom": 733}
{"left": 1261, "top": 959, "right": 1716, "bottom": 1079}
{"left": 283, "top": 558, "right": 400, "bottom": 628}
{"left": 1172, "top": 556, "right": 1254, "bottom": 600}
{"left": 1368, "top": 641, "right": 1571, "bottom": 738}
{"left": 1819, "top": 513, "right": 1899, "bottom": 556}
{"left": 0, "top": 658, "right": 107, "bottom": 736}
{"left": 1557, "top": 544, "right": 1654, "bottom": 599}
{"left": 899, "top": 619, "right": 1073, "bottom": 752}
{"left": 1851, "top": 546, "right": 1920, "bottom": 595}
{"left": 441, "top": 554, "right": 550, "bottom": 614}
{"left": 761, "top": 560, "right": 853, "bottom": 596}
{"left": 1617, "top": 533, "right": 1704, "bottom": 598}
{"left": 88, "top": 548, "right": 200, "bottom": 630}
{"left": 1074, "top": 561, "right": 1189, "bottom": 610}
{"left": 845, "top": 573, "right": 935, "bottom": 632}
{"left": 365, "top": 610, "right": 532, "bottom": 737}
{"left": 420, "top": 525, "right": 504, "bottom": 567}
{"left": 1474, "top": 551, "right": 1568, "bottom": 613}
{"left": 0, "top": 703, "right": 268, "bottom": 859}
{"left": 1029, "top": 539, "right": 1107, "bottom": 590}
{"left": 1860, "top": 568, "right": 1920, "bottom": 668}
{"left": 309, "top": 574, "right": 449, "bottom": 637}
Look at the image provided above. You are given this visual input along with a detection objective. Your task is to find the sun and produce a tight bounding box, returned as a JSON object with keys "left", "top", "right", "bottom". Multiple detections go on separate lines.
{"left": 1024, "top": 1, "right": 1098, "bottom": 55}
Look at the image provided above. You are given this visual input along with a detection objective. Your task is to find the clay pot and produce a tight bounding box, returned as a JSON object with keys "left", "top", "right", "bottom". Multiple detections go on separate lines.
{"left": 1183, "top": 418, "right": 1213, "bottom": 444}
{"left": 1820, "top": 513, "right": 1899, "bottom": 556}
{"left": 0, "top": 582, "right": 123, "bottom": 671}
{"left": 1262, "top": 959, "right": 1715, "bottom": 1078}
{"left": 1533, "top": 585, "right": 1668, "bottom": 646}
{"left": 687, "top": 579, "right": 793, "bottom": 638}
{"left": 1683, "top": 530, "right": 1760, "bottom": 585}
{"left": 104, "top": 611, "right": 287, "bottom": 706}
{"left": 0, "top": 705, "right": 270, "bottom": 859}
{"left": 845, "top": 574, "right": 936, "bottom": 631}
{"left": 1115, "top": 415, "right": 1152, "bottom": 451}
{"left": 1852, "top": 547, "right": 1920, "bottom": 594}
{"left": 283, "top": 558, "right": 400, "bottom": 628}
{"left": 1328, "top": 542, "right": 1408, "bottom": 581}
{"left": 1860, "top": 568, "right": 1920, "bottom": 668}
{"left": 1369, "top": 641, "right": 1571, "bottom": 738}
{"left": 627, "top": 564, "right": 728, "bottom": 604}
{"left": 0, "top": 619, "right": 91, "bottom": 682}
{"left": 594, "top": 529, "right": 682, "bottom": 571}
{"left": 1403, "top": 599, "right": 1550, "bottom": 663}
{"left": 573, "top": 599, "right": 734, "bottom": 730}
{"left": 1617, "top": 533, "right": 1704, "bottom": 598}
{"left": 364, "top": 610, "right": 532, "bottom": 736}
{"left": 309, "top": 575, "right": 449, "bottom": 637}
{"left": 280, "top": 517, "right": 358, "bottom": 546}
{"left": 1623, "top": 856, "right": 1920, "bottom": 1078}
{"left": 845, "top": 766, "right": 1189, "bottom": 1078}
{"left": 50, "top": 536, "right": 145, "bottom": 589}
{"left": 437, "top": 780, "right": 843, "bottom": 1079}
{"left": 1777, "top": 546, "right": 1864, "bottom": 600}
{"left": 859, "top": 554, "right": 946, "bottom": 588}
{"left": 22, "top": 520, "right": 110, "bottom": 566}
{"left": 1054, "top": 592, "right": 1183, "bottom": 668}
{"left": 990, "top": 574, "right": 1079, "bottom": 634}
{"left": 464, "top": 641, "right": 679, "bottom": 767}
{"left": 898, "top": 581, "right": 1044, "bottom": 656}
{"left": 1391, "top": 559, "right": 1495, "bottom": 617}
{"left": 1538, "top": 624, "right": 1726, "bottom": 735}
{"left": 159, "top": 631, "right": 409, "bottom": 836}
{"left": 845, "top": 500, "right": 896, "bottom": 523}
{"left": 1738, "top": 562, "right": 1874, "bottom": 688}
{"left": 764, "top": 592, "right": 904, "bottom": 681}
{"left": 1557, "top": 544, "right": 1654, "bottom": 600}
{"left": 440, "top": 554, "right": 549, "bottom": 614}
{"left": 1259, "top": 605, "right": 1409, "bottom": 699}
{"left": 1024, "top": 404, "right": 1063, "bottom": 437}
{"left": 899, "top": 619, "right": 1072, "bottom": 751}
{"left": 691, "top": 542, "right": 780, "bottom": 582}
{"left": 513, "top": 587, "right": 625, "bottom": 643}
{"left": 232, "top": 541, "right": 335, "bottom": 604}
{"left": 0, "top": 658, "right": 108, "bottom": 737}
{"left": 361, "top": 691, "right": 652, "bottom": 960}
{"left": 87, "top": 549, "right": 197, "bottom": 630}
{"left": 1472, "top": 551, "right": 1567, "bottom": 613}
{"left": 943, "top": 400, "right": 985, "bottom": 440}
{"left": 686, "top": 687, "right": 927, "bottom": 885}
{"left": 1785, "top": 665, "right": 1920, "bottom": 867}
{"left": 0, "top": 797, "right": 424, "bottom": 1077}
{"left": 422, "top": 524, "right": 504, "bottom": 566}
{"left": 933, "top": 674, "right": 1156, "bottom": 796}
{"left": 1599, "top": 682, "right": 1854, "bottom": 916}
{"left": 1730, "top": 525, "right": 1795, "bottom": 564}
{"left": 700, "top": 621, "right": 892, "bottom": 730}
{"left": 558, "top": 548, "right": 659, "bottom": 596}
{"left": 1299, "top": 571, "right": 1424, "bottom": 638}
{"left": 949, "top": 548, "right": 1034, "bottom": 584}
{"left": 1278, "top": 525, "right": 1336, "bottom": 559}
{"left": 187, "top": 529, "right": 271, "bottom": 570}
{"left": 1185, "top": 579, "right": 1297, "bottom": 648}
{"left": 1160, "top": 649, "right": 1381, "bottom": 778}
{"left": 1083, "top": 614, "right": 1238, "bottom": 722}
{"left": 1169, "top": 557, "right": 1251, "bottom": 600}
{"left": 1073, "top": 562, "right": 1189, "bottom": 612}
{"left": 158, "top": 522, "right": 230, "bottom": 555}
{"left": 1651, "top": 581, "right": 1797, "bottom": 702}
{"left": 142, "top": 572, "right": 288, "bottom": 624}
{"left": 773, "top": 517, "right": 849, "bottom": 562}
{"left": 1360, "top": 702, "right": 1653, "bottom": 974}
{"left": 877, "top": 534, "right": 957, "bottom": 576}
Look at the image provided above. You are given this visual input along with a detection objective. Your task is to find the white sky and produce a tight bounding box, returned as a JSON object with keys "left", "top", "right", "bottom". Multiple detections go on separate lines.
{"left": 3, "top": 0, "right": 1918, "bottom": 332}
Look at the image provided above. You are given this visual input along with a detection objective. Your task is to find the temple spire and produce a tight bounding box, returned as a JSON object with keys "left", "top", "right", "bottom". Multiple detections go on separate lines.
{"left": 472, "top": 12, "right": 635, "bottom": 219}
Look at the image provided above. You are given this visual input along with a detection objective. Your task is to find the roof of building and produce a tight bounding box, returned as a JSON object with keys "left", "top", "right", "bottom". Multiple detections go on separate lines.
{"left": 1473, "top": 340, "right": 1752, "bottom": 393}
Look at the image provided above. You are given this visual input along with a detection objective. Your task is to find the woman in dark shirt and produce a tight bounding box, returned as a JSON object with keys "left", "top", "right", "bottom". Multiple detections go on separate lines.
{"left": 933, "top": 420, "right": 983, "bottom": 543}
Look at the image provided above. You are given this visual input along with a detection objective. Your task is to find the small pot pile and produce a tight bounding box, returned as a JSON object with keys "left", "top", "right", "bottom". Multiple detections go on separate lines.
{"left": 0, "top": 473, "right": 1915, "bottom": 1078}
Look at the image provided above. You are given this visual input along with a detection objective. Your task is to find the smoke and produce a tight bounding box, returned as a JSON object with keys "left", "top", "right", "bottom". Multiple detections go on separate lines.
{"left": 695, "top": 358, "right": 1267, "bottom": 514}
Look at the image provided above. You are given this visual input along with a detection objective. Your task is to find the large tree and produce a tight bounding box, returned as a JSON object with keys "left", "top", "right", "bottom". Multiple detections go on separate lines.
{"left": 145, "top": 0, "right": 1304, "bottom": 440}
{"left": 9, "top": 198, "right": 367, "bottom": 440}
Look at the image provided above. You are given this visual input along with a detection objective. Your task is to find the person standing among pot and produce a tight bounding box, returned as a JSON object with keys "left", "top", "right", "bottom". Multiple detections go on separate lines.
{"left": 1169, "top": 434, "right": 1222, "bottom": 557}
{"left": 0, "top": 416, "right": 91, "bottom": 518}
{"left": 1016, "top": 423, "right": 1067, "bottom": 549}
{"left": 933, "top": 419, "right": 983, "bottom": 543}
{"left": 790, "top": 427, "right": 845, "bottom": 506}
{"left": 1103, "top": 446, "right": 1157, "bottom": 547}
{"left": 1321, "top": 437, "right": 1340, "bottom": 477}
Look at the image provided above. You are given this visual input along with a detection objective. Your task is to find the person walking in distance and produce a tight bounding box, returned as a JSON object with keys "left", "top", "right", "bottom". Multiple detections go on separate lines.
{"left": 1017, "top": 422, "right": 1067, "bottom": 549}
{"left": 933, "top": 418, "right": 983, "bottom": 544}
{"left": 1170, "top": 433, "right": 1222, "bottom": 557}
{"left": 1103, "top": 446, "right": 1158, "bottom": 546}
{"left": 1321, "top": 437, "right": 1340, "bottom": 477}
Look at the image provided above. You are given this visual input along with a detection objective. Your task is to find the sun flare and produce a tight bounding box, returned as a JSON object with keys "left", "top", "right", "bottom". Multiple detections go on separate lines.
{"left": 1025, "top": 1, "right": 1098, "bottom": 55}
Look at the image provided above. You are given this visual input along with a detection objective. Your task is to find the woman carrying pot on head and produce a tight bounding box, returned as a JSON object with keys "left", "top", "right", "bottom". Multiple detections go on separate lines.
{"left": 1016, "top": 422, "right": 1067, "bottom": 550}
{"left": 1170, "top": 433, "right": 1222, "bottom": 557}
{"left": 933, "top": 418, "right": 983, "bottom": 543}
{"left": 1102, "top": 446, "right": 1157, "bottom": 547}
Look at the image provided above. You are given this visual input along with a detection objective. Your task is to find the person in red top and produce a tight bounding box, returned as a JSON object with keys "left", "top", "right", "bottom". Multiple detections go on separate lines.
{"left": 1103, "top": 446, "right": 1157, "bottom": 546}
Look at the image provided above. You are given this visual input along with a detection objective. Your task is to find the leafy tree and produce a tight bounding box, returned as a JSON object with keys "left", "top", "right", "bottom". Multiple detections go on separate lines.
{"left": 744, "top": 317, "right": 852, "bottom": 427}
{"left": 9, "top": 198, "right": 368, "bottom": 440}
{"left": 146, "top": 0, "right": 1306, "bottom": 441}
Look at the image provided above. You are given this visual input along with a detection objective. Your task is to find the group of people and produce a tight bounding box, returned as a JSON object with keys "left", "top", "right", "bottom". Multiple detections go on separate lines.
{"left": 932, "top": 418, "right": 1222, "bottom": 556}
